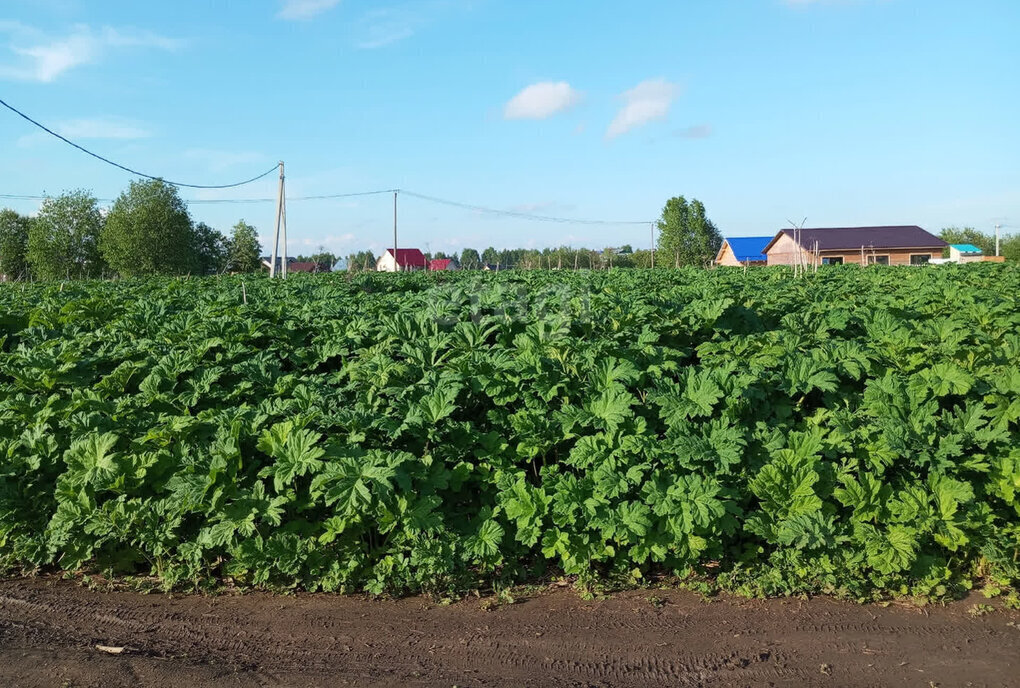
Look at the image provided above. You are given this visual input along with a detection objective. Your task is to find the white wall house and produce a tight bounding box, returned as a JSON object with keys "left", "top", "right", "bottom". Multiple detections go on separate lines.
{"left": 947, "top": 244, "right": 983, "bottom": 263}
{"left": 376, "top": 248, "right": 427, "bottom": 272}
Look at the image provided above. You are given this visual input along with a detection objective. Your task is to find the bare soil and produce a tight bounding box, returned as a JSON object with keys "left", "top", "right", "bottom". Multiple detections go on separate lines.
{"left": 1, "top": 578, "right": 1018, "bottom": 687}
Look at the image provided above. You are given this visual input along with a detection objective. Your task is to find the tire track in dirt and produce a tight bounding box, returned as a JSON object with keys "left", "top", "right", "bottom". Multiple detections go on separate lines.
{"left": 1, "top": 578, "right": 1018, "bottom": 687}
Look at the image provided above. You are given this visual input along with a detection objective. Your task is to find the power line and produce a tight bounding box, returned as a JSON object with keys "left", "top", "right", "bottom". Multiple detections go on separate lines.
{"left": 397, "top": 190, "right": 652, "bottom": 225}
{"left": 187, "top": 189, "right": 400, "bottom": 204}
{"left": 0, "top": 97, "right": 651, "bottom": 224}
{"left": 0, "top": 194, "right": 61, "bottom": 202}
{"left": 2, "top": 188, "right": 653, "bottom": 225}
{"left": 187, "top": 189, "right": 653, "bottom": 226}
{"left": 1, "top": 190, "right": 399, "bottom": 205}
{"left": 0, "top": 97, "right": 279, "bottom": 189}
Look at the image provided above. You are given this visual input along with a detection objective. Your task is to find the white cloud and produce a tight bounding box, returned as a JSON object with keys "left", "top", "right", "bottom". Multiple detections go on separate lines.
{"left": 10, "top": 34, "right": 97, "bottom": 82}
{"left": 277, "top": 0, "right": 342, "bottom": 21}
{"left": 17, "top": 117, "right": 151, "bottom": 146}
{"left": 504, "top": 82, "right": 582, "bottom": 120}
{"left": 352, "top": 1, "right": 474, "bottom": 49}
{"left": 355, "top": 7, "right": 421, "bottom": 49}
{"left": 606, "top": 78, "right": 678, "bottom": 139}
{"left": 99, "top": 27, "right": 182, "bottom": 51}
{"left": 299, "top": 233, "right": 356, "bottom": 249}
{"left": 0, "top": 23, "right": 182, "bottom": 83}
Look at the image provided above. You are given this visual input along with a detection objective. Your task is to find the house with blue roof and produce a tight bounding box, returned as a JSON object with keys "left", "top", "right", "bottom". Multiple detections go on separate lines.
{"left": 948, "top": 244, "right": 983, "bottom": 263}
{"left": 715, "top": 236, "right": 772, "bottom": 266}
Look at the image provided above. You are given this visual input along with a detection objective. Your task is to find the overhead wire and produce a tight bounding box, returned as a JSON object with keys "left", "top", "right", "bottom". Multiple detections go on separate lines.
{"left": 0, "top": 97, "right": 279, "bottom": 189}
{"left": 2, "top": 189, "right": 652, "bottom": 225}
{"left": 396, "top": 189, "right": 653, "bottom": 225}
{"left": 187, "top": 189, "right": 400, "bottom": 204}
{"left": 1, "top": 98, "right": 651, "bottom": 224}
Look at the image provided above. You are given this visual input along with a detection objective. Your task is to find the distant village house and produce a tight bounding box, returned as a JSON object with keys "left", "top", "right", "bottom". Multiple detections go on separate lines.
{"left": 260, "top": 256, "right": 330, "bottom": 273}
{"left": 948, "top": 244, "right": 984, "bottom": 263}
{"left": 715, "top": 237, "right": 771, "bottom": 266}
{"left": 428, "top": 258, "right": 458, "bottom": 271}
{"left": 763, "top": 226, "right": 947, "bottom": 266}
{"left": 376, "top": 248, "right": 428, "bottom": 272}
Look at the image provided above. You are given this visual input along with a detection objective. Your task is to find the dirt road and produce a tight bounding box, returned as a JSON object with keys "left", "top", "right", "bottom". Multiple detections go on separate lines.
{"left": 1, "top": 578, "right": 1017, "bottom": 687}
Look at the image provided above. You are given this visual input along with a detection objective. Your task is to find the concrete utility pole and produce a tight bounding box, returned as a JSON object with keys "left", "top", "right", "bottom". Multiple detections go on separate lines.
{"left": 393, "top": 191, "right": 399, "bottom": 272}
{"left": 650, "top": 222, "right": 655, "bottom": 269}
{"left": 269, "top": 161, "right": 287, "bottom": 278}
{"left": 787, "top": 217, "right": 806, "bottom": 277}
{"left": 281, "top": 175, "right": 288, "bottom": 279}
{"left": 995, "top": 224, "right": 1001, "bottom": 257}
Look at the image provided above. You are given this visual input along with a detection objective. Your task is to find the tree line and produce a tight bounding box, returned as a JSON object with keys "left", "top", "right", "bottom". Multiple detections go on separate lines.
{"left": 0, "top": 179, "right": 263, "bottom": 281}
{"left": 0, "top": 191, "right": 722, "bottom": 279}
{"left": 345, "top": 195, "right": 724, "bottom": 271}
{"left": 6, "top": 186, "right": 1009, "bottom": 281}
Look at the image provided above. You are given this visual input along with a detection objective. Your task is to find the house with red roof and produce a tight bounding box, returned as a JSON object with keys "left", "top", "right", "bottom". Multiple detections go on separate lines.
{"left": 376, "top": 248, "right": 428, "bottom": 272}
{"left": 428, "top": 258, "right": 458, "bottom": 271}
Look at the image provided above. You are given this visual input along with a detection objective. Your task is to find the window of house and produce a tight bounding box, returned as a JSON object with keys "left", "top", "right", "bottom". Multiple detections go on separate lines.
{"left": 867, "top": 255, "right": 890, "bottom": 265}
{"left": 910, "top": 254, "right": 931, "bottom": 265}
{"left": 822, "top": 257, "right": 843, "bottom": 265}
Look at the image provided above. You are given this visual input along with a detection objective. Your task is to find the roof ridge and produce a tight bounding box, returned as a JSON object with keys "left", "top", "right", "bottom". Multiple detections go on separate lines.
{"left": 780, "top": 225, "right": 923, "bottom": 231}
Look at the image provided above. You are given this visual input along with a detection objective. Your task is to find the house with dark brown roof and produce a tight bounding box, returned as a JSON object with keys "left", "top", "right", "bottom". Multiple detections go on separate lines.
{"left": 763, "top": 226, "right": 947, "bottom": 266}
{"left": 288, "top": 261, "right": 329, "bottom": 273}
{"left": 260, "top": 256, "right": 330, "bottom": 273}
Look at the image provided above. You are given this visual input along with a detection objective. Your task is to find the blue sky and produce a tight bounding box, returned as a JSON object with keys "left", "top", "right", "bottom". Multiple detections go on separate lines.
{"left": 1, "top": 0, "right": 1018, "bottom": 256}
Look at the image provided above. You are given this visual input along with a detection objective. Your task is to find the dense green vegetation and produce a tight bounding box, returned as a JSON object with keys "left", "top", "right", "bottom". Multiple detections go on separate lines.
{"left": 0, "top": 182, "right": 264, "bottom": 280}
{"left": 1, "top": 266, "right": 1018, "bottom": 599}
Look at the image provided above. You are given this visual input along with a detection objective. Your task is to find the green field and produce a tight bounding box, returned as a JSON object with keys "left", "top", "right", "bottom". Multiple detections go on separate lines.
{"left": 1, "top": 266, "right": 1018, "bottom": 599}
